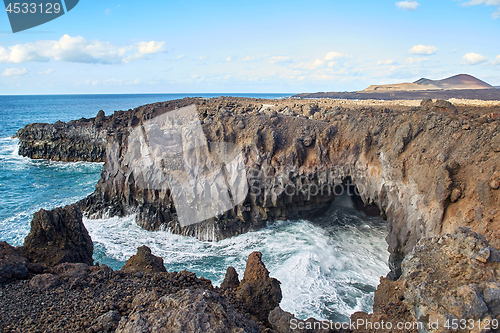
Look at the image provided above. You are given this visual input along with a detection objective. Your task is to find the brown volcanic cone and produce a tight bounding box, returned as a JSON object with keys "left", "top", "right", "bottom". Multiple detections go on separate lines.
{"left": 414, "top": 74, "right": 492, "bottom": 90}
{"left": 364, "top": 74, "right": 492, "bottom": 91}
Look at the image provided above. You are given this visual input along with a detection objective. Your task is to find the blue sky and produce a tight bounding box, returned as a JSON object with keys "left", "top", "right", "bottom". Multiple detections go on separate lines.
{"left": 0, "top": 0, "right": 499, "bottom": 94}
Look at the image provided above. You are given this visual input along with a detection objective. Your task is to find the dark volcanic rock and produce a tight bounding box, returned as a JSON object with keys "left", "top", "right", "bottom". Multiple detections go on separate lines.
{"left": 52, "top": 262, "right": 90, "bottom": 279}
{"left": 0, "top": 242, "right": 28, "bottom": 283}
{"left": 402, "top": 227, "right": 500, "bottom": 330}
{"left": 92, "top": 310, "right": 121, "bottom": 333}
{"left": 221, "top": 266, "right": 240, "bottom": 290}
{"left": 116, "top": 288, "right": 259, "bottom": 333}
{"left": 15, "top": 119, "right": 107, "bottom": 162}
{"left": 0, "top": 262, "right": 219, "bottom": 333}
{"left": 236, "top": 252, "right": 282, "bottom": 323}
{"left": 29, "top": 273, "right": 62, "bottom": 290}
{"left": 19, "top": 204, "right": 93, "bottom": 266}
{"left": 17, "top": 97, "right": 500, "bottom": 279}
{"left": 121, "top": 245, "right": 167, "bottom": 273}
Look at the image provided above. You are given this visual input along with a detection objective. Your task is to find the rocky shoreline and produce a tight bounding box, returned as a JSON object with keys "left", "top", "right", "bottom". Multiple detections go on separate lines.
{"left": 5, "top": 96, "right": 500, "bottom": 332}
{"left": 15, "top": 97, "right": 500, "bottom": 279}
{"left": 1, "top": 203, "right": 499, "bottom": 332}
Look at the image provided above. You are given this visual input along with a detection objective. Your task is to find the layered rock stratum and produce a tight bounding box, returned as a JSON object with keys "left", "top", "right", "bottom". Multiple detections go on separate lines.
{"left": 15, "top": 97, "right": 500, "bottom": 278}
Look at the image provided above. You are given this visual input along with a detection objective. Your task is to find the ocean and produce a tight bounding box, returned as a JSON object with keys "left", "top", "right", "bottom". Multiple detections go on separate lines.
{"left": 0, "top": 94, "right": 389, "bottom": 322}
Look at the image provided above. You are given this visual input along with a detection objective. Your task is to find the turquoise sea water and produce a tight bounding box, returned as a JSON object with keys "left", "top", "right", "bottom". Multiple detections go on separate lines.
{"left": 0, "top": 94, "right": 389, "bottom": 322}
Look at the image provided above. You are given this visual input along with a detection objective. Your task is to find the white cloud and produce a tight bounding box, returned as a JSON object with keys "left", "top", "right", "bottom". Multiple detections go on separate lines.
{"left": 493, "top": 55, "right": 500, "bottom": 65}
{"left": 324, "top": 51, "right": 347, "bottom": 60}
{"left": 405, "top": 57, "right": 429, "bottom": 64}
{"left": 124, "top": 41, "right": 165, "bottom": 62}
{"left": 459, "top": 0, "right": 500, "bottom": 19}
{"left": 37, "top": 68, "right": 54, "bottom": 75}
{"left": 327, "top": 61, "right": 337, "bottom": 67}
{"left": 225, "top": 56, "right": 232, "bottom": 61}
{"left": 0, "top": 35, "right": 165, "bottom": 64}
{"left": 409, "top": 45, "right": 438, "bottom": 55}
{"left": 242, "top": 56, "right": 255, "bottom": 61}
{"left": 2, "top": 68, "right": 27, "bottom": 76}
{"left": 175, "top": 55, "right": 185, "bottom": 60}
{"left": 310, "top": 59, "right": 325, "bottom": 69}
{"left": 84, "top": 79, "right": 142, "bottom": 86}
{"left": 462, "top": 52, "right": 488, "bottom": 65}
{"left": 377, "top": 59, "right": 396, "bottom": 65}
{"left": 396, "top": 1, "right": 420, "bottom": 10}
{"left": 269, "top": 56, "right": 290, "bottom": 64}
{"left": 138, "top": 41, "right": 164, "bottom": 55}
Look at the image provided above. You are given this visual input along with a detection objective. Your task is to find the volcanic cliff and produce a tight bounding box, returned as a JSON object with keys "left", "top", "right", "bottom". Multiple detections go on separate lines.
{"left": 15, "top": 97, "right": 500, "bottom": 279}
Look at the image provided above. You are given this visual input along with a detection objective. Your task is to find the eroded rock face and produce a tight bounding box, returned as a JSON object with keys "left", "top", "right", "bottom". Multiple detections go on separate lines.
{"left": 120, "top": 245, "right": 167, "bottom": 273}
{"left": 350, "top": 277, "right": 417, "bottom": 333}
{"left": 0, "top": 242, "right": 28, "bottom": 283}
{"left": 17, "top": 97, "right": 500, "bottom": 278}
{"left": 116, "top": 288, "right": 259, "bottom": 333}
{"left": 19, "top": 204, "right": 93, "bottom": 266}
{"left": 402, "top": 227, "right": 500, "bottom": 332}
{"left": 236, "top": 251, "right": 282, "bottom": 323}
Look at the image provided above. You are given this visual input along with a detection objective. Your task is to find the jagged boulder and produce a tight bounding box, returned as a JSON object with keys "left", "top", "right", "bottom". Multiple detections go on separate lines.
{"left": 402, "top": 227, "right": 500, "bottom": 332}
{"left": 420, "top": 99, "right": 459, "bottom": 115}
{"left": 0, "top": 242, "right": 28, "bottom": 283}
{"left": 221, "top": 266, "right": 240, "bottom": 290}
{"left": 92, "top": 310, "right": 121, "bottom": 333}
{"left": 121, "top": 245, "right": 167, "bottom": 273}
{"left": 19, "top": 204, "right": 93, "bottom": 266}
{"left": 236, "top": 251, "right": 282, "bottom": 323}
{"left": 29, "top": 273, "right": 62, "bottom": 290}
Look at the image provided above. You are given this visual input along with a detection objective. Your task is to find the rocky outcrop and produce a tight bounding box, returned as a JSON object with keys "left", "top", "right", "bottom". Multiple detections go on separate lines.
{"left": 350, "top": 278, "right": 417, "bottom": 333}
{"left": 0, "top": 241, "right": 28, "bottom": 283}
{"left": 120, "top": 246, "right": 167, "bottom": 273}
{"left": 17, "top": 97, "right": 500, "bottom": 278}
{"left": 236, "top": 251, "right": 282, "bottom": 323}
{"left": 350, "top": 227, "right": 500, "bottom": 333}
{"left": 14, "top": 99, "right": 204, "bottom": 162}
{"left": 15, "top": 117, "right": 107, "bottom": 162}
{"left": 29, "top": 273, "right": 62, "bottom": 290}
{"left": 19, "top": 204, "right": 93, "bottom": 266}
{"left": 0, "top": 259, "right": 241, "bottom": 332}
{"left": 221, "top": 266, "right": 240, "bottom": 290}
{"left": 402, "top": 227, "right": 500, "bottom": 332}
{"left": 116, "top": 288, "right": 259, "bottom": 333}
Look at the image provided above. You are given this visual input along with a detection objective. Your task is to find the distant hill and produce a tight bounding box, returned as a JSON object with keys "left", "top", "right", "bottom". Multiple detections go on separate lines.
{"left": 364, "top": 74, "right": 492, "bottom": 92}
